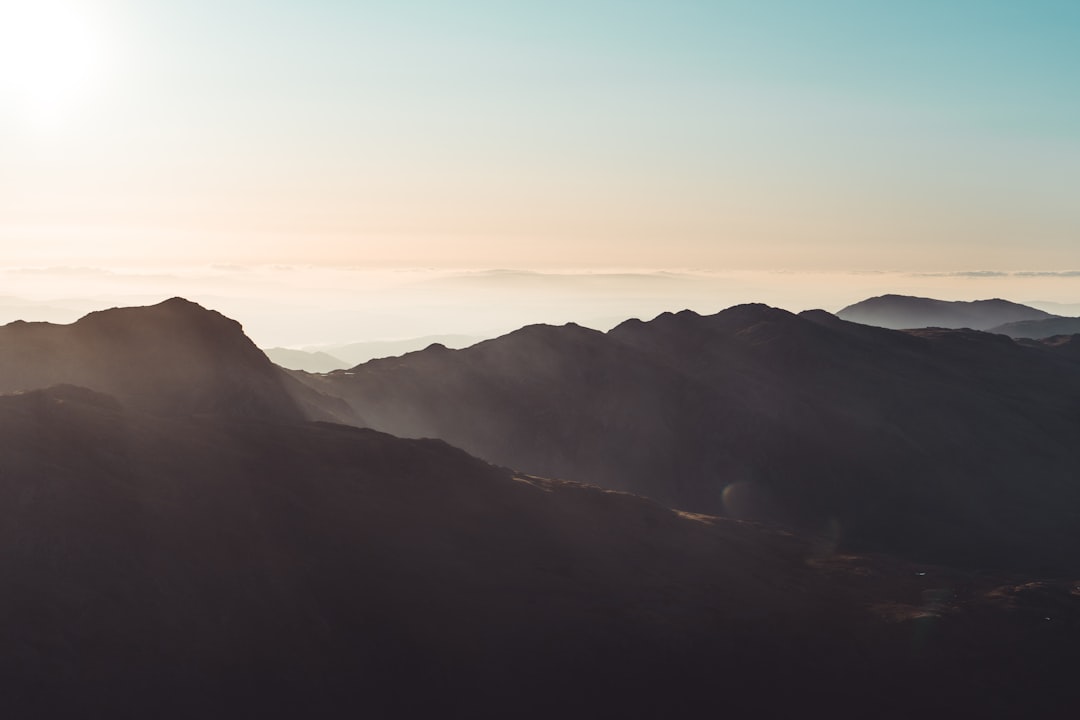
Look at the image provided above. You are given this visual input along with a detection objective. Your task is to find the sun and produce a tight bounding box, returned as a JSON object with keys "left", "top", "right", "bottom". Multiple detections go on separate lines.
{"left": 0, "top": 1, "right": 108, "bottom": 127}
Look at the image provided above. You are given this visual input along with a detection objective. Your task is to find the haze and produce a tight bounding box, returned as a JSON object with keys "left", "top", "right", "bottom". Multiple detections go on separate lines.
{"left": 3, "top": 0, "right": 1080, "bottom": 305}
{"left": 4, "top": 265, "right": 1080, "bottom": 348}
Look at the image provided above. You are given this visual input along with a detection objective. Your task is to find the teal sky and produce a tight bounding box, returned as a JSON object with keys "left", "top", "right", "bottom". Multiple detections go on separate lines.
{"left": 2, "top": 0, "right": 1079, "bottom": 271}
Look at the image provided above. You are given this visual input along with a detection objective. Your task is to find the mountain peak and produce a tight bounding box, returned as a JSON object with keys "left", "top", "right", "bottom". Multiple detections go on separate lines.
{"left": 78, "top": 296, "right": 240, "bottom": 331}
{"left": 158, "top": 296, "right": 203, "bottom": 309}
{"left": 0, "top": 298, "right": 304, "bottom": 421}
{"left": 714, "top": 303, "right": 794, "bottom": 321}
{"left": 502, "top": 321, "right": 604, "bottom": 344}
{"left": 609, "top": 304, "right": 799, "bottom": 347}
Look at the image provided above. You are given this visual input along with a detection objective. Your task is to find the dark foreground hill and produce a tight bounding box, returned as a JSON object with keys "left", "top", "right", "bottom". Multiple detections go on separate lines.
{"left": 1, "top": 385, "right": 1078, "bottom": 717}
{"left": 837, "top": 294, "right": 1055, "bottom": 330}
{"left": 0, "top": 297, "right": 354, "bottom": 423}
{"left": 298, "top": 304, "right": 1080, "bottom": 572}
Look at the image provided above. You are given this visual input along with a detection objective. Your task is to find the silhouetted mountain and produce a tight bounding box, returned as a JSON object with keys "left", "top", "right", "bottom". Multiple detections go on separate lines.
{"left": 837, "top": 294, "right": 1056, "bottom": 329}
{"left": 1, "top": 385, "right": 1077, "bottom": 717}
{"left": 0, "top": 297, "right": 354, "bottom": 424}
{"left": 298, "top": 304, "right": 1080, "bottom": 572}
{"left": 263, "top": 346, "right": 348, "bottom": 372}
{"left": 990, "top": 316, "right": 1080, "bottom": 339}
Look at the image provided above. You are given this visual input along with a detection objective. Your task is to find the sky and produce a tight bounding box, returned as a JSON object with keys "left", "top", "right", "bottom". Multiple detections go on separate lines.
{"left": 2, "top": 1, "right": 1079, "bottom": 344}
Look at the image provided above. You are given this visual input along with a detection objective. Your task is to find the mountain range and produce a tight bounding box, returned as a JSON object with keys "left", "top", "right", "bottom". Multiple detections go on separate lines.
{"left": 2, "top": 296, "right": 1080, "bottom": 715}
{"left": 297, "top": 302, "right": 1080, "bottom": 572}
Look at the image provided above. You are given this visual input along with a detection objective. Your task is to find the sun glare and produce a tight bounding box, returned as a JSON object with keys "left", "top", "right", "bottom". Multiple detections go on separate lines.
{"left": 0, "top": 1, "right": 108, "bottom": 127}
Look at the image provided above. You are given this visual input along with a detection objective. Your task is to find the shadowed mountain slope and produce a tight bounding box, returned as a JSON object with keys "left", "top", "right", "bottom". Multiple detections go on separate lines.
{"left": 0, "top": 297, "right": 353, "bottom": 423}
{"left": 1031, "top": 333, "right": 1080, "bottom": 360}
{"left": 837, "top": 294, "right": 1056, "bottom": 330}
{"left": 298, "top": 304, "right": 1080, "bottom": 571}
{"left": 1, "top": 385, "right": 1078, "bottom": 717}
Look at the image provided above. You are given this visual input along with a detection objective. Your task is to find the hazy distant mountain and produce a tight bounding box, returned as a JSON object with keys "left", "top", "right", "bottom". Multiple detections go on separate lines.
{"left": 1, "top": 383, "right": 1076, "bottom": 716}
{"left": 263, "top": 346, "right": 348, "bottom": 372}
{"left": 0, "top": 297, "right": 354, "bottom": 424}
{"left": 298, "top": 304, "right": 1080, "bottom": 571}
{"left": 308, "top": 334, "right": 481, "bottom": 366}
{"left": 989, "top": 316, "right": 1080, "bottom": 339}
{"left": 837, "top": 294, "right": 1056, "bottom": 330}
{"left": 0, "top": 296, "right": 85, "bottom": 325}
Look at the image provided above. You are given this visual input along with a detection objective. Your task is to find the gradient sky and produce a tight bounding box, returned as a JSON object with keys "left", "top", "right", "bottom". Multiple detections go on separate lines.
{"left": 3, "top": 0, "right": 1079, "bottom": 272}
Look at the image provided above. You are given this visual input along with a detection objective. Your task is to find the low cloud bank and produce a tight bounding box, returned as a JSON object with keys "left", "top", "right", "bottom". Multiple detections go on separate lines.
{"left": 3, "top": 265, "right": 1079, "bottom": 347}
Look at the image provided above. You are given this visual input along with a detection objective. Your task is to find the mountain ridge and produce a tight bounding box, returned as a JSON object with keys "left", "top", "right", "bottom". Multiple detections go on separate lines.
{"left": 297, "top": 302, "right": 1080, "bottom": 572}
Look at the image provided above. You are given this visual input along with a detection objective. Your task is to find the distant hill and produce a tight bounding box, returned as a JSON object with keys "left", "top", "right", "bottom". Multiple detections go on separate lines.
{"left": 308, "top": 334, "right": 481, "bottom": 366}
{"left": 836, "top": 294, "right": 1056, "bottom": 330}
{"left": 263, "top": 346, "right": 348, "bottom": 372}
{"left": 297, "top": 304, "right": 1080, "bottom": 572}
{"left": 0, "top": 297, "right": 354, "bottom": 424}
{"left": 989, "top": 316, "right": 1080, "bottom": 339}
